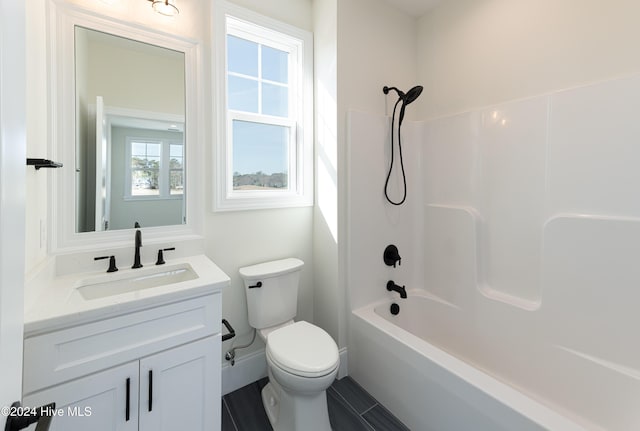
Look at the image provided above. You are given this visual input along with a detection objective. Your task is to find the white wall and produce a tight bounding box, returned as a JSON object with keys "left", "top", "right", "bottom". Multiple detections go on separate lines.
{"left": 417, "top": 0, "right": 640, "bottom": 119}
{"left": 338, "top": 0, "right": 418, "bottom": 117}
{"left": 312, "top": 0, "right": 342, "bottom": 349}
{"left": 81, "top": 30, "right": 185, "bottom": 116}
{"left": 0, "top": 0, "right": 26, "bottom": 421}
{"left": 25, "top": 0, "right": 50, "bottom": 270}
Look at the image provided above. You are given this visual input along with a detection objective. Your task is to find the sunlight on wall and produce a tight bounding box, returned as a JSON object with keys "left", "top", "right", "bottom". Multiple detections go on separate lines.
{"left": 316, "top": 82, "right": 338, "bottom": 242}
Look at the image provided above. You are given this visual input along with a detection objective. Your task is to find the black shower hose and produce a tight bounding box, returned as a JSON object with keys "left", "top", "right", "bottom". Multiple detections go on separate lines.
{"left": 384, "top": 97, "right": 407, "bottom": 206}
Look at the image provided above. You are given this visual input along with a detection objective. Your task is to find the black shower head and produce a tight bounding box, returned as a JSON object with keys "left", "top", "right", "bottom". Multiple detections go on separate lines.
{"left": 404, "top": 85, "right": 423, "bottom": 105}
{"left": 383, "top": 85, "right": 423, "bottom": 105}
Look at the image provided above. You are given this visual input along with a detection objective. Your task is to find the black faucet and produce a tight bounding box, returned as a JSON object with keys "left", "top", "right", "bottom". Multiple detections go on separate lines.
{"left": 387, "top": 280, "right": 407, "bottom": 299}
{"left": 383, "top": 245, "right": 402, "bottom": 267}
{"left": 155, "top": 247, "right": 175, "bottom": 265}
{"left": 132, "top": 229, "right": 143, "bottom": 269}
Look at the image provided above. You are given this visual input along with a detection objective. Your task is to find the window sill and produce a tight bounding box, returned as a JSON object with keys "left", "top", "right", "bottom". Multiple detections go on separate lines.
{"left": 123, "top": 195, "right": 184, "bottom": 202}
{"left": 213, "top": 193, "right": 312, "bottom": 212}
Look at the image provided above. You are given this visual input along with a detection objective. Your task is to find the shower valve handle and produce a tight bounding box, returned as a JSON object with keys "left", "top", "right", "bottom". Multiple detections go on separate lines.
{"left": 384, "top": 245, "right": 401, "bottom": 267}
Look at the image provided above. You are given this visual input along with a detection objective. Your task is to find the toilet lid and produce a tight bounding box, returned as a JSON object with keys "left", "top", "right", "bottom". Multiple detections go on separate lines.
{"left": 266, "top": 321, "right": 339, "bottom": 378}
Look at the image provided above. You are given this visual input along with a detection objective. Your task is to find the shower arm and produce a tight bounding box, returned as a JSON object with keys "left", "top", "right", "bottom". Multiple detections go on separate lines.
{"left": 383, "top": 86, "right": 405, "bottom": 100}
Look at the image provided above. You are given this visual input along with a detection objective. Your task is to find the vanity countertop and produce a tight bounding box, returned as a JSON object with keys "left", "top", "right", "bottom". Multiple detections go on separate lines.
{"left": 24, "top": 254, "right": 230, "bottom": 336}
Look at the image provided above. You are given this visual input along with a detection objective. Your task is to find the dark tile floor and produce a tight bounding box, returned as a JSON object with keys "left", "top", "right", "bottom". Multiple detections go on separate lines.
{"left": 222, "top": 376, "right": 409, "bottom": 431}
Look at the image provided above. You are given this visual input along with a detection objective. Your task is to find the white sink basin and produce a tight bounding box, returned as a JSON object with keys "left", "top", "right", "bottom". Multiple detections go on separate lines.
{"left": 76, "top": 263, "right": 198, "bottom": 300}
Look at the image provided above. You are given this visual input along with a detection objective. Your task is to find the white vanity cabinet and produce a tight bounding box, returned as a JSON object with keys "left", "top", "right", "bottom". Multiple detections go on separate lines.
{"left": 23, "top": 361, "right": 140, "bottom": 431}
{"left": 138, "top": 336, "right": 218, "bottom": 431}
{"left": 22, "top": 293, "right": 222, "bottom": 431}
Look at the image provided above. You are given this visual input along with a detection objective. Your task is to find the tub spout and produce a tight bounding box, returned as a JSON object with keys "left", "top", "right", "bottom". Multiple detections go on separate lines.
{"left": 387, "top": 280, "right": 407, "bottom": 299}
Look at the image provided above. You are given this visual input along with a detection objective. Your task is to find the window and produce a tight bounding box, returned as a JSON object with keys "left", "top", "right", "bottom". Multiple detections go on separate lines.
{"left": 215, "top": 5, "right": 313, "bottom": 211}
{"left": 126, "top": 137, "right": 184, "bottom": 199}
{"left": 131, "top": 140, "right": 161, "bottom": 196}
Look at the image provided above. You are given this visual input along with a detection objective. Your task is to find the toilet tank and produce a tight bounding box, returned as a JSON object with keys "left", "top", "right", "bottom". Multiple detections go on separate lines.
{"left": 239, "top": 258, "right": 304, "bottom": 330}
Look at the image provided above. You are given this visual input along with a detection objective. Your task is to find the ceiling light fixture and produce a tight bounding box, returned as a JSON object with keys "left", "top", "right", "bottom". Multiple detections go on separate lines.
{"left": 148, "top": 0, "right": 179, "bottom": 17}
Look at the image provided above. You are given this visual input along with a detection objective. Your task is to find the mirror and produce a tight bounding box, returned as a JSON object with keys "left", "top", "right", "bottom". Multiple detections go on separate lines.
{"left": 74, "top": 26, "right": 186, "bottom": 233}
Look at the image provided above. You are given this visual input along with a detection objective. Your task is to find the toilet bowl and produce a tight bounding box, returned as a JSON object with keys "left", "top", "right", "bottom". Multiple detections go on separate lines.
{"left": 239, "top": 259, "right": 339, "bottom": 431}
{"left": 261, "top": 321, "right": 339, "bottom": 430}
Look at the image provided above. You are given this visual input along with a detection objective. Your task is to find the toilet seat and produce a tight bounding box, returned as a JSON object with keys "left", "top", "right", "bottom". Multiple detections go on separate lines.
{"left": 266, "top": 321, "right": 339, "bottom": 378}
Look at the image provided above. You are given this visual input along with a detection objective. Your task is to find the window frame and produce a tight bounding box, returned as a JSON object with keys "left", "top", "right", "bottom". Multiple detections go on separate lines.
{"left": 214, "top": 2, "right": 313, "bottom": 211}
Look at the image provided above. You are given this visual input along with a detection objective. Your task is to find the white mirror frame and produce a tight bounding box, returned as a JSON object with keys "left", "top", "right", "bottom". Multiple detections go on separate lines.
{"left": 47, "top": 1, "right": 204, "bottom": 252}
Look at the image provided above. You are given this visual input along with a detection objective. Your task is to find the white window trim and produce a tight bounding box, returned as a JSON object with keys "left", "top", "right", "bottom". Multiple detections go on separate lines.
{"left": 213, "top": 1, "right": 313, "bottom": 211}
{"left": 124, "top": 137, "right": 184, "bottom": 201}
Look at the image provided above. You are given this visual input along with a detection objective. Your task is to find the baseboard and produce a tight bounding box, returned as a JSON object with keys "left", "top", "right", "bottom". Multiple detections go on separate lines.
{"left": 222, "top": 349, "right": 268, "bottom": 395}
{"left": 222, "top": 347, "right": 349, "bottom": 395}
{"left": 337, "top": 347, "right": 348, "bottom": 379}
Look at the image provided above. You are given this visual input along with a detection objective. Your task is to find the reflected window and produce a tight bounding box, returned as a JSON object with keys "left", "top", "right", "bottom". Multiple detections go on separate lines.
{"left": 126, "top": 138, "right": 184, "bottom": 199}
{"left": 169, "top": 143, "right": 184, "bottom": 195}
{"left": 131, "top": 141, "right": 161, "bottom": 196}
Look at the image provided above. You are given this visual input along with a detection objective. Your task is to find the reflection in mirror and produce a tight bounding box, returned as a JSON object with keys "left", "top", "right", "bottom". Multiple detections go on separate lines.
{"left": 75, "top": 26, "right": 186, "bottom": 233}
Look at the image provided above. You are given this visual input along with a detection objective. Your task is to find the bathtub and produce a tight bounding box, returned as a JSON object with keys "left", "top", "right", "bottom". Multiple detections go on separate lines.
{"left": 349, "top": 291, "right": 592, "bottom": 431}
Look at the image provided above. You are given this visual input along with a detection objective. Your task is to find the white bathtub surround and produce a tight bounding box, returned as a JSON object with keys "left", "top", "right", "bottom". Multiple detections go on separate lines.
{"left": 346, "top": 110, "right": 424, "bottom": 310}
{"left": 350, "top": 294, "right": 592, "bottom": 431}
{"left": 347, "top": 73, "right": 640, "bottom": 431}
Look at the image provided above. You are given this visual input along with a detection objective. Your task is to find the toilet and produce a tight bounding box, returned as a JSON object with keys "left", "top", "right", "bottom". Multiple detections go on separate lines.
{"left": 239, "top": 258, "right": 339, "bottom": 431}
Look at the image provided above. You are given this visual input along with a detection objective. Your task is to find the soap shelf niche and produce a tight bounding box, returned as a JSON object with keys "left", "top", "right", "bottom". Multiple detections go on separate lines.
{"left": 26, "top": 158, "right": 63, "bottom": 170}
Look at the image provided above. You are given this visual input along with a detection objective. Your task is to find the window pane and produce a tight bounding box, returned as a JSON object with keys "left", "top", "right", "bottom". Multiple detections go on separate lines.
{"left": 145, "top": 157, "right": 160, "bottom": 170}
{"left": 170, "top": 144, "right": 184, "bottom": 169}
{"left": 146, "top": 143, "right": 161, "bottom": 157}
{"left": 170, "top": 170, "right": 184, "bottom": 195}
{"left": 131, "top": 142, "right": 147, "bottom": 157}
{"left": 132, "top": 169, "right": 160, "bottom": 196}
{"left": 131, "top": 142, "right": 161, "bottom": 167}
{"left": 232, "top": 120, "right": 289, "bottom": 190}
{"left": 262, "top": 45, "right": 288, "bottom": 83}
{"left": 262, "top": 83, "right": 288, "bottom": 117}
{"left": 170, "top": 144, "right": 183, "bottom": 158}
{"left": 227, "top": 35, "right": 258, "bottom": 77}
{"left": 228, "top": 75, "right": 258, "bottom": 113}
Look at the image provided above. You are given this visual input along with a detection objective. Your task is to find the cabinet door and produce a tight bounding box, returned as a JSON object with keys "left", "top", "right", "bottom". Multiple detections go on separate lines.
{"left": 139, "top": 335, "right": 220, "bottom": 431}
{"left": 23, "top": 362, "right": 139, "bottom": 431}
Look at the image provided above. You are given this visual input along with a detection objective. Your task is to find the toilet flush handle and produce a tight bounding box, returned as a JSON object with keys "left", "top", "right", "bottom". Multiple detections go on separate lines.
{"left": 248, "top": 281, "right": 262, "bottom": 289}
